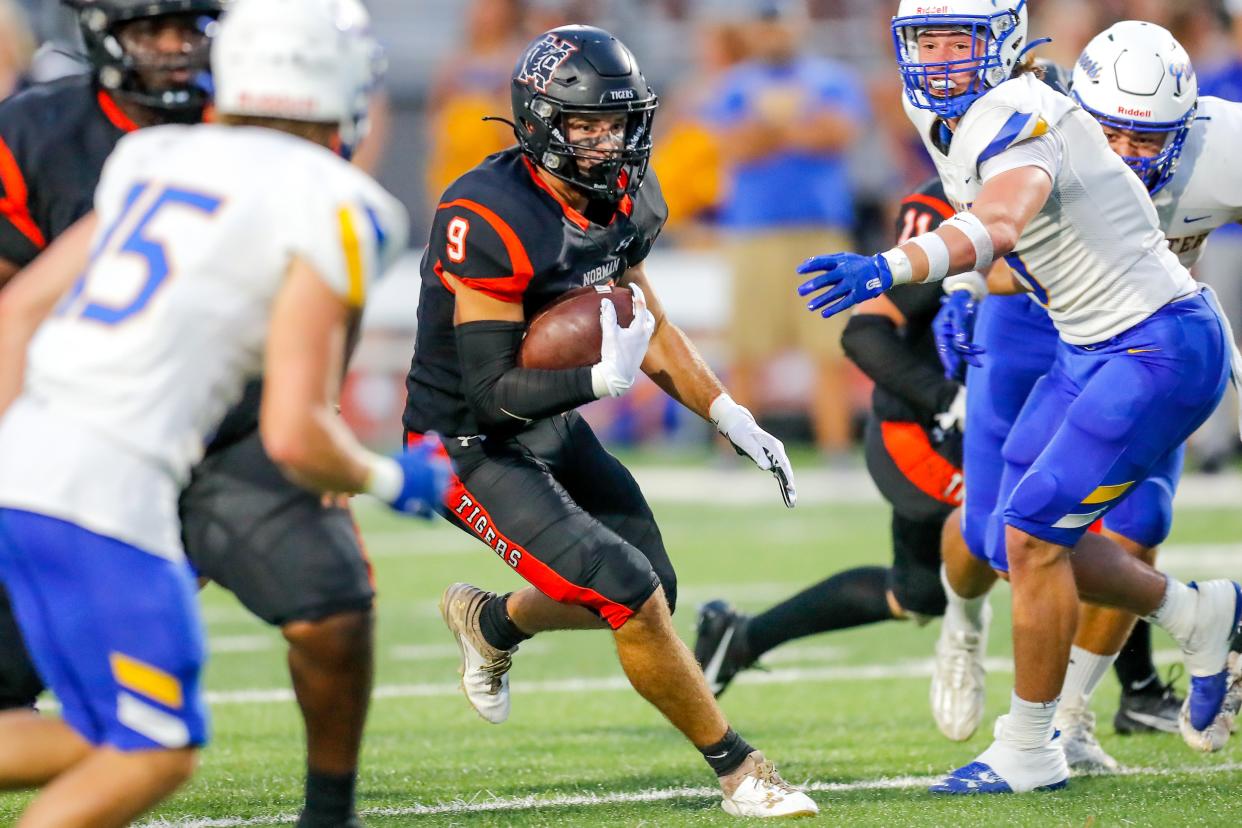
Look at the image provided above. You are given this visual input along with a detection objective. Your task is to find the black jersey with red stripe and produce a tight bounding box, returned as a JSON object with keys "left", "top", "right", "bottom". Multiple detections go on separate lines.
{"left": 0, "top": 74, "right": 137, "bottom": 268}
{"left": 867, "top": 177, "right": 959, "bottom": 425}
{"left": 404, "top": 146, "right": 668, "bottom": 437}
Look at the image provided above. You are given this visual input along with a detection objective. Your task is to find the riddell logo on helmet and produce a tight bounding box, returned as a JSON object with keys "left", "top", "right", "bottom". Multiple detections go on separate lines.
{"left": 915, "top": 5, "right": 952, "bottom": 13}
{"left": 236, "top": 92, "right": 318, "bottom": 115}
{"left": 1117, "top": 106, "right": 1153, "bottom": 117}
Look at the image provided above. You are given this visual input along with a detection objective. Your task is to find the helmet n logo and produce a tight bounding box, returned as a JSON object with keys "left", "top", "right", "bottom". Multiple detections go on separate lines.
{"left": 516, "top": 34, "right": 579, "bottom": 94}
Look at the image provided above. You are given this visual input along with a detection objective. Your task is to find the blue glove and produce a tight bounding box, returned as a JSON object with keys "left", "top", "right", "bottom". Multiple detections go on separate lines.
{"left": 386, "top": 442, "right": 452, "bottom": 519}
{"left": 796, "top": 253, "right": 894, "bottom": 319}
{"left": 933, "top": 290, "right": 986, "bottom": 381}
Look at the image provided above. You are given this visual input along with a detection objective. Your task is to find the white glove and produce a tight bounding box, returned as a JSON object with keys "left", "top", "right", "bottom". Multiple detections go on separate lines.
{"left": 591, "top": 283, "right": 656, "bottom": 398}
{"left": 935, "top": 386, "right": 967, "bottom": 434}
{"left": 710, "top": 393, "right": 797, "bottom": 508}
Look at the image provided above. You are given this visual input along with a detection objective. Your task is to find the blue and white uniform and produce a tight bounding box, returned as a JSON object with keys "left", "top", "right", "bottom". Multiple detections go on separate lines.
{"left": 0, "top": 124, "right": 405, "bottom": 751}
{"left": 905, "top": 72, "right": 1232, "bottom": 565}
{"left": 961, "top": 95, "right": 1242, "bottom": 568}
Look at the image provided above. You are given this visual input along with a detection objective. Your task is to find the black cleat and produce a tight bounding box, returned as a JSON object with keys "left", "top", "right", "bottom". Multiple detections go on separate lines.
{"left": 1114, "top": 671, "right": 1184, "bottom": 735}
{"left": 693, "top": 600, "right": 756, "bottom": 698}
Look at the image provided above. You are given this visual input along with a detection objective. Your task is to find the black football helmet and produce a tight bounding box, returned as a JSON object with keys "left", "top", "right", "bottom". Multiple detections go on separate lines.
{"left": 510, "top": 25, "right": 658, "bottom": 203}
{"left": 64, "top": 0, "right": 226, "bottom": 114}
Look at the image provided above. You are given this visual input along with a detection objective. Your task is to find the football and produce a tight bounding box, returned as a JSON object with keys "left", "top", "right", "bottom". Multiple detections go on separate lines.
{"left": 518, "top": 284, "right": 635, "bottom": 370}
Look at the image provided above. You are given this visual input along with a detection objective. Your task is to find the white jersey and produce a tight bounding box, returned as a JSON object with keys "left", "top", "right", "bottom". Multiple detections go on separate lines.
{"left": 1154, "top": 96, "right": 1242, "bottom": 267}
{"left": 0, "top": 124, "right": 407, "bottom": 558}
{"left": 905, "top": 73, "right": 1196, "bottom": 344}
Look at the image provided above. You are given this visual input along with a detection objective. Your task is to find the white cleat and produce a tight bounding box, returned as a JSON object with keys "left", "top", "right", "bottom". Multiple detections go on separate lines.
{"left": 1054, "top": 705, "right": 1119, "bottom": 774}
{"left": 720, "top": 751, "right": 818, "bottom": 818}
{"left": 929, "top": 716, "right": 1069, "bottom": 794}
{"left": 931, "top": 601, "right": 992, "bottom": 741}
{"left": 1180, "top": 651, "right": 1242, "bottom": 752}
{"left": 439, "top": 582, "right": 515, "bottom": 724}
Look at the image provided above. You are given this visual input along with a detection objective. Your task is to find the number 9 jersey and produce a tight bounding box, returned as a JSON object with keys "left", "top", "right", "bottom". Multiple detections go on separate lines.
{"left": 0, "top": 123, "right": 407, "bottom": 560}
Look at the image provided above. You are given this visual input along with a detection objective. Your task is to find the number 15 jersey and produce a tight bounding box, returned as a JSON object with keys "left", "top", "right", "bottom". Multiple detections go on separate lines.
{"left": 0, "top": 124, "right": 406, "bottom": 559}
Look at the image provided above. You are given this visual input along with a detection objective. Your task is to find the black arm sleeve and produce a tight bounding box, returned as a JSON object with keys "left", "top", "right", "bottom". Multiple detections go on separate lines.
{"left": 841, "top": 314, "right": 959, "bottom": 418}
{"left": 456, "top": 320, "right": 597, "bottom": 431}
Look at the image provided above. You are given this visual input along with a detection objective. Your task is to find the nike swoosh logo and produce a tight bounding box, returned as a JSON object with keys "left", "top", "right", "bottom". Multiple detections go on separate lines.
{"left": 1127, "top": 348, "right": 1161, "bottom": 355}
{"left": 702, "top": 625, "right": 735, "bottom": 694}
{"left": 1184, "top": 216, "right": 1213, "bottom": 224}
{"left": 1120, "top": 710, "right": 1179, "bottom": 732}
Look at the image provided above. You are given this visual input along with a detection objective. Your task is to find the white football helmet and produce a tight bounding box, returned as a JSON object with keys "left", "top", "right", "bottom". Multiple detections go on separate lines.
{"left": 211, "top": 0, "right": 384, "bottom": 156}
{"left": 1070, "top": 20, "right": 1197, "bottom": 195}
{"left": 892, "top": 0, "right": 1031, "bottom": 118}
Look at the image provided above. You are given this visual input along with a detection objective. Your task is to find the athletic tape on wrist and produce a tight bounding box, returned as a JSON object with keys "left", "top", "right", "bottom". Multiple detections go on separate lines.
{"left": 943, "top": 211, "right": 995, "bottom": 272}
{"left": 907, "top": 231, "right": 951, "bottom": 283}
{"left": 879, "top": 247, "right": 914, "bottom": 286}
{"left": 363, "top": 455, "right": 404, "bottom": 503}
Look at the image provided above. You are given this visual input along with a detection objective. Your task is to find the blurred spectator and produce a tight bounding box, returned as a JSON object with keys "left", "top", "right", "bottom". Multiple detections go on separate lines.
{"left": 423, "top": 0, "right": 525, "bottom": 201}
{"left": 1200, "top": 0, "right": 1242, "bottom": 100}
{"left": 651, "top": 19, "right": 748, "bottom": 239}
{"left": 706, "top": 0, "right": 867, "bottom": 460}
{"left": 0, "top": 0, "right": 35, "bottom": 99}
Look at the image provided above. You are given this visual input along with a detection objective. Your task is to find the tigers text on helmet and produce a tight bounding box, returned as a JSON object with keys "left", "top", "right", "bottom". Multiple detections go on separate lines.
{"left": 510, "top": 25, "right": 658, "bottom": 204}
{"left": 65, "top": 0, "right": 226, "bottom": 114}
{"left": 211, "top": 0, "right": 384, "bottom": 158}
{"left": 1070, "top": 20, "right": 1197, "bottom": 196}
{"left": 892, "top": 0, "right": 1029, "bottom": 119}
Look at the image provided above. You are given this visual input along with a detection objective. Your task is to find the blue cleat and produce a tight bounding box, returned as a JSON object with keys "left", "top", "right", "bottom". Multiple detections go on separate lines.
{"left": 930, "top": 717, "right": 1069, "bottom": 795}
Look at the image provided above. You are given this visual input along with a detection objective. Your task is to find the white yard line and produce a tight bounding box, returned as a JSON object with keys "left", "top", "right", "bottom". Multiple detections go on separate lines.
{"left": 141, "top": 760, "right": 1242, "bottom": 826}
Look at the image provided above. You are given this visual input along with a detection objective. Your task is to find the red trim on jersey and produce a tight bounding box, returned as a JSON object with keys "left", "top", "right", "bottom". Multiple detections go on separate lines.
{"left": 437, "top": 198, "right": 534, "bottom": 304}
{"left": 880, "top": 421, "right": 964, "bottom": 507}
{"left": 96, "top": 91, "right": 140, "bottom": 133}
{"left": 521, "top": 156, "right": 591, "bottom": 231}
{"left": 901, "top": 193, "right": 955, "bottom": 220}
{"left": 1088, "top": 519, "right": 1103, "bottom": 534}
{"left": 0, "top": 137, "right": 45, "bottom": 251}
{"left": 405, "top": 432, "right": 636, "bottom": 629}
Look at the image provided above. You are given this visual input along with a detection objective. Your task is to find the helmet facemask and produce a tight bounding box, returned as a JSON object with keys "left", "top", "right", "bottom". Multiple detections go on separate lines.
{"left": 1074, "top": 98, "right": 1195, "bottom": 195}
{"left": 892, "top": 5, "right": 1026, "bottom": 118}
{"left": 523, "top": 95, "right": 657, "bottom": 203}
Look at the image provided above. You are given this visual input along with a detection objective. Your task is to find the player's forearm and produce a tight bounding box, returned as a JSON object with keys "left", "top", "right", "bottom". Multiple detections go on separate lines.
{"left": 261, "top": 405, "right": 373, "bottom": 495}
{"left": 842, "top": 315, "right": 958, "bottom": 417}
{"left": 641, "top": 319, "right": 725, "bottom": 420}
{"left": 456, "top": 320, "right": 597, "bottom": 430}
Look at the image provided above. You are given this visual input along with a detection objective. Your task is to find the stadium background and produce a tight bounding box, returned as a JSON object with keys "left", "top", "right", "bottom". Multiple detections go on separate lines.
{"left": 10, "top": 0, "right": 1242, "bottom": 461}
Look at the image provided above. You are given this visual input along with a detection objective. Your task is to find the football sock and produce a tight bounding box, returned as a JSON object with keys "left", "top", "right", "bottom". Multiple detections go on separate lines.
{"left": 699, "top": 727, "right": 754, "bottom": 777}
{"left": 1114, "top": 620, "right": 1160, "bottom": 693}
{"left": 1004, "top": 692, "right": 1057, "bottom": 750}
{"left": 301, "top": 769, "right": 356, "bottom": 826}
{"left": 479, "top": 592, "right": 531, "bottom": 652}
{"left": 743, "top": 566, "right": 891, "bottom": 660}
{"left": 1059, "top": 645, "right": 1118, "bottom": 708}
{"left": 1147, "top": 577, "right": 1197, "bottom": 651}
{"left": 940, "top": 564, "right": 988, "bottom": 630}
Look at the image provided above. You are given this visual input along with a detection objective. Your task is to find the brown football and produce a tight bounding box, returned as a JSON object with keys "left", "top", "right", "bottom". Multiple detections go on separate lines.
{"left": 518, "top": 285, "right": 636, "bottom": 370}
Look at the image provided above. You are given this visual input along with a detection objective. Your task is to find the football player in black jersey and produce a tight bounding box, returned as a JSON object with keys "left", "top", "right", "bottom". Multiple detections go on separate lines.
{"left": 404, "top": 26, "right": 816, "bottom": 818}
{"left": 694, "top": 179, "right": 965, "bottom": 695}
{"left": 0, "top": 4, "right": 377, "bottom": 825}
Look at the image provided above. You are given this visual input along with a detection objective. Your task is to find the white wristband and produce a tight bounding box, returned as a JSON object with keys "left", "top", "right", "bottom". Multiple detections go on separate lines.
{"left": 879, "top": 247, "right": 914, "bottom": 286}
{"left": 944, "top": 270, "right": 989, "bottom": 301}
{"left": 363, "top": 454, "right": 403, "bottom": 503}
{"left": 907, "top": 231, "right": 951, "bottom": 283}
{"left": 943, "top": 211, "right": 996, "bottom": 272}
{"left": 709, "top": 392, "right": 750, "bottom": 434}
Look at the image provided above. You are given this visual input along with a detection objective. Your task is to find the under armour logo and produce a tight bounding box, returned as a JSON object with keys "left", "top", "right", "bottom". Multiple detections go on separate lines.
{"left": 516, "top": 34, "right": 579, "bottom": 93}
{"left": 866, "top": 277, "right": 882, "bottom": 291}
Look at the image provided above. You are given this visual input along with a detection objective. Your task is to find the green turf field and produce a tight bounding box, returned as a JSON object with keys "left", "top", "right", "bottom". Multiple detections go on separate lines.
{"left": 4, "top": 494, "right": 1242, "bottom": 826}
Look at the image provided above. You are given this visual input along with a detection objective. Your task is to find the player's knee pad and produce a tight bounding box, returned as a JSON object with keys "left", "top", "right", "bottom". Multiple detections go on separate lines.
{"left": 1006, "top": 467, "right": 1062, "bottom": 524}
{"left": 1104, "top": 479, "right": 1175, "bottom": 549}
